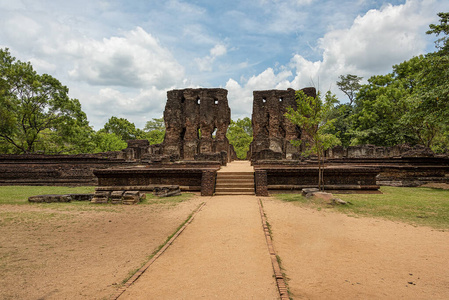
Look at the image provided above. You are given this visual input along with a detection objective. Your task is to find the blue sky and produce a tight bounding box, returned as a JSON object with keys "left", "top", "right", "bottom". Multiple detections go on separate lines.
{"left": 1, "top": 0, "right": 448, "bottom": 129}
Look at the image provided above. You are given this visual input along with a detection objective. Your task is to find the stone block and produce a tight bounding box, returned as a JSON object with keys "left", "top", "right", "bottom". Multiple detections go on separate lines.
{"left": 110, "top": 191, "right": 125, "bottom": 204}
{"left": 69, "top": 194, "right": 93, "bottom": 201}
{"left": 91, "top": 191, "right": 110, "bottom": 204}
{"left": 28, "top": 194, "right": 72, "bottom": 203}
{"left": 122, "top": 191, "right": 143, "bottom": 205}
{"left": 154, "top": 186, "right": 181, "bottom": 197}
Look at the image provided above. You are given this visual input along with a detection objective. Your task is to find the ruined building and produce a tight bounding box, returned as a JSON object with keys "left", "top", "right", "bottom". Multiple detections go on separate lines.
{"left": 249, "top": 87, "right": 316, "bottom": 161}
{"left": 162, "top": 88, "right": 233, "bottom": 162}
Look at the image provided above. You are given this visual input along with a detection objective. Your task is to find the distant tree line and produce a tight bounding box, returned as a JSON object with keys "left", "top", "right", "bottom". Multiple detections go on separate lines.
{"left": 1, "top": 13, "right": 448, "bottom": 156}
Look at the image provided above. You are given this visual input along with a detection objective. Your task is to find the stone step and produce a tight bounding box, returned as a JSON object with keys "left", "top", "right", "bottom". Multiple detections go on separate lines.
{"left": 216, "top": 179, "right": 253, "bottom": 183}
{"left": 215, "top": 182, "right": 254, "bottom": 187}
{"left": 215, "top": 170, "right": 255, "bottom": 195}
{"left": 214, "top": 192, "right": 256, "bottom": 195}
{"left": 217, "top": 176, "right": 253, "bottom": 179}
{"left": 215, "top": 187, "right": 255, "bottom": 193}
{"left": 217, "top": 172, "right": 254, "bottom": 177}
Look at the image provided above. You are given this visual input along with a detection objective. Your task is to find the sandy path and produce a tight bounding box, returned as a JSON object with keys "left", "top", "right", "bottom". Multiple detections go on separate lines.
{"left": 262, "top": 198, "right": 449, "bottom": 299}
{"left": 120, "top": 195, "right": 279, "bottom": 299}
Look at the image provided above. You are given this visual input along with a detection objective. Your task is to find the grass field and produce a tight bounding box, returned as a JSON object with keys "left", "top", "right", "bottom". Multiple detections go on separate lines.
{"left": 0, "top": 186, "right": 96, "bottom": 205}
{"left": 0, "top": 186, "right": 194, "bottom": 206}
{"left": 275, "top": 186, "right": 449, "bottom": 230}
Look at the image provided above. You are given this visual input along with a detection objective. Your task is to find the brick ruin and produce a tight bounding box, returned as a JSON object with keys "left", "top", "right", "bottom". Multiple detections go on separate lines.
{"left": 162, "top": 88, "right": 234, "bottom": 162}
{"left": 249, "top": 87, "right": 316, "bottom": 161}
{"left": 1, "top": 86, "right": 448, "bottom": 196}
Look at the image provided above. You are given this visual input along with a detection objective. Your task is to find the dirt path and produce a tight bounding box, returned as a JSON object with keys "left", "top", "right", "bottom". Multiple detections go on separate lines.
{"left": 262, "top": 198, "right": 449, "bottom": 299}
{"left": 120, "top": 195, "right": 279, "bottom": 299}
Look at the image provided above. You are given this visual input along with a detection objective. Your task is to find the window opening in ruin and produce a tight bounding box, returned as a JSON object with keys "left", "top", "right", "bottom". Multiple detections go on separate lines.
{"left": 212, "top": 127, "right": 217, "bottom": 139}
{"left": 198, "top": 127, "right": 201, "bottom": 139}
{"left": 214, "top": 99, "right": 218, "bottom": 105}
{"left": 181, "top": 96, "right": 185, "bottom": 103}
{"left": 197, "top": 97, "right": 200, "bottom": 105}
{"left": 262, "top": 97, "right": 267, "bottom": 103}
{"left": 279, "top": 97, "right": 283, "bottom": 102}
{"left": 180, "top": 127, "right": 186, "bottom": 140}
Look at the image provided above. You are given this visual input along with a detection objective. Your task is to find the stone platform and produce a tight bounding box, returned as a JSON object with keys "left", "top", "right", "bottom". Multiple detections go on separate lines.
{"left": 93, "top": 164, "right": 220, "bottom": 197}
{"left": 254, "top": 165, "right": 380, "bottom": 196}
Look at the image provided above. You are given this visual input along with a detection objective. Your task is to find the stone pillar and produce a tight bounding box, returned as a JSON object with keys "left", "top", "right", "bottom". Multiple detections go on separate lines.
{"left": 201, "top": 170, "right": 216, "bottom": 196}
{"left": 255, "top": 169, "right": 269, "bottom": 196}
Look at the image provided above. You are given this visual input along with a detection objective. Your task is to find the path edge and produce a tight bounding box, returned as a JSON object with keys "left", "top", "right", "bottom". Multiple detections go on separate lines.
{"left": 111, "top": 201, "right": 207, "bottom": 300}
{"left": 258, "top": 198, "right": 290, "bottom": 300}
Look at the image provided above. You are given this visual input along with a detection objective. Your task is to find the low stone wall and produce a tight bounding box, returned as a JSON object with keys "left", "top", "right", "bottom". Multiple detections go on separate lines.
{"left": 254, "top": 166, "right": 380, "bottom": 195}
{"left": 0, "top": 154, "right": 133, "bottom": 186}
{"left": 325, "top": 144, "right": 440, "bottom": 159}
{"left": 255, "top": 156, "right": 449, "bottom": 188}
{"left": 94, "top": 165, "right": 220, "bottom": 196}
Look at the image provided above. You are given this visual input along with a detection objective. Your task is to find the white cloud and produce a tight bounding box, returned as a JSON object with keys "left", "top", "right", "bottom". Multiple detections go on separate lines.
{"left": 210, "top": 44, "right": 227, "bottom": 57}
{"left": 195, "top": 43, "right": 227, "bottom": 71}
{"left": 68, "top": 27, "right": 185, "bottom": 89}
{"left": 318, "top": 1, "right": 434, "bottom": 76}
{"left": 81, "top": 86, "right": 168, "bottom": 129}
{"left": 0, "top": 0, "right": 25, "bottom": 10}
{"left": 225, "top": 67, "right": 293, "bottom": 119}
{"left": 289, "top": 0, "right": 441, "bottom": 95}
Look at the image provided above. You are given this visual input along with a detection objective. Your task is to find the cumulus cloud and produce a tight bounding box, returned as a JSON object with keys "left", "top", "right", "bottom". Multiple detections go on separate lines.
{"left": 195, "top": 43, "right": 227, "bottom": 71}
{"left": 225, "top": 67, "right": 293, "bottom": 119}
{"left": 68, "top": 27, "right": 185, "bottom": 89}
{"left": 79, "top": 85, "right": 168, "bottom": 129}
{"left": 318, "top": 1, "right": 434, "bottom": 75}
{"left": 226, "top": 0, "right": 443, "bottom": 114}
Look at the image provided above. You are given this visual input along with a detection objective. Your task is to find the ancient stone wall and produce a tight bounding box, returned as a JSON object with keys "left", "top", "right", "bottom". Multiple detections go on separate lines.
{"left": 0, "top": 154, "right": 134, "bottom": 186}
{"left": 249, "top": 87, "right": 316, "bottom": 161}
{"left": 162, "top": 88, "right": 232, "bottom": 162}
{"left": 325, "top": 144, "right": 441, "bottom": 159}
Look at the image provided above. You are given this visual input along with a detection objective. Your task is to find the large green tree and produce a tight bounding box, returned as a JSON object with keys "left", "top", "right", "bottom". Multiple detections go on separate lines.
{"left": 91, "top": 131, "right": 127, "bottom": 152}
{"left": 226, "top": 117, "right": 253, "bottom": 159}
{"left": 349, "top": 13, "right": 449, "bottom": 151}
{"left": 0, "top": 48, "right": 93, "bottom": 154}
{"left": 100, "top": 116, "right": 143, "bottom": 142}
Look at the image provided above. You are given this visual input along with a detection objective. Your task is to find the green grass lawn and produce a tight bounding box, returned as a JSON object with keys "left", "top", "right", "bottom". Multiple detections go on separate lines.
{"left": 0, "top": 186, "right": 96, "bottom": 205}
{"left": 275, "top": 186, "right": 449, "bottom": 230}
{"left": 0, "top": 186, "right": 194, "bottom": 206}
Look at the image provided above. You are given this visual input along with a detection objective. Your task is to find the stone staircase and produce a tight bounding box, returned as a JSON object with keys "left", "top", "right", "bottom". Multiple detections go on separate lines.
{"left": 214, "top": 172, "right": 255, "bottom": 195}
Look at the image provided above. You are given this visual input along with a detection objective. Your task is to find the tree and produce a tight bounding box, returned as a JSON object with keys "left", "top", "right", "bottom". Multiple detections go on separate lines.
{"left": 285, "top": 91, "right": 341, "bottom": 190}
{"left": 100, "top": 116, "right": 143, "bottom": 142}
{"left": 0, "top": 48, "right": 93, "bottom": 154}
{"left": 336, "top": 74, "right": 363, "bottom": 106}
{"left": 349, "top": 13, "right": 449, "bottom": 151}
{"left": 91, "top": 131, "right": 127, "bottom": 152}
{"left": 143, "top": 117, "right": 165, "bottom": 145}
{"left": 325, "top": 103, "right": 353, "bottom": 147}
{"left": 226, "top": 117, "right": 253, "bottom": 159}
{"left": 427, "top": 12, "right": 449, "bottom": 53}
